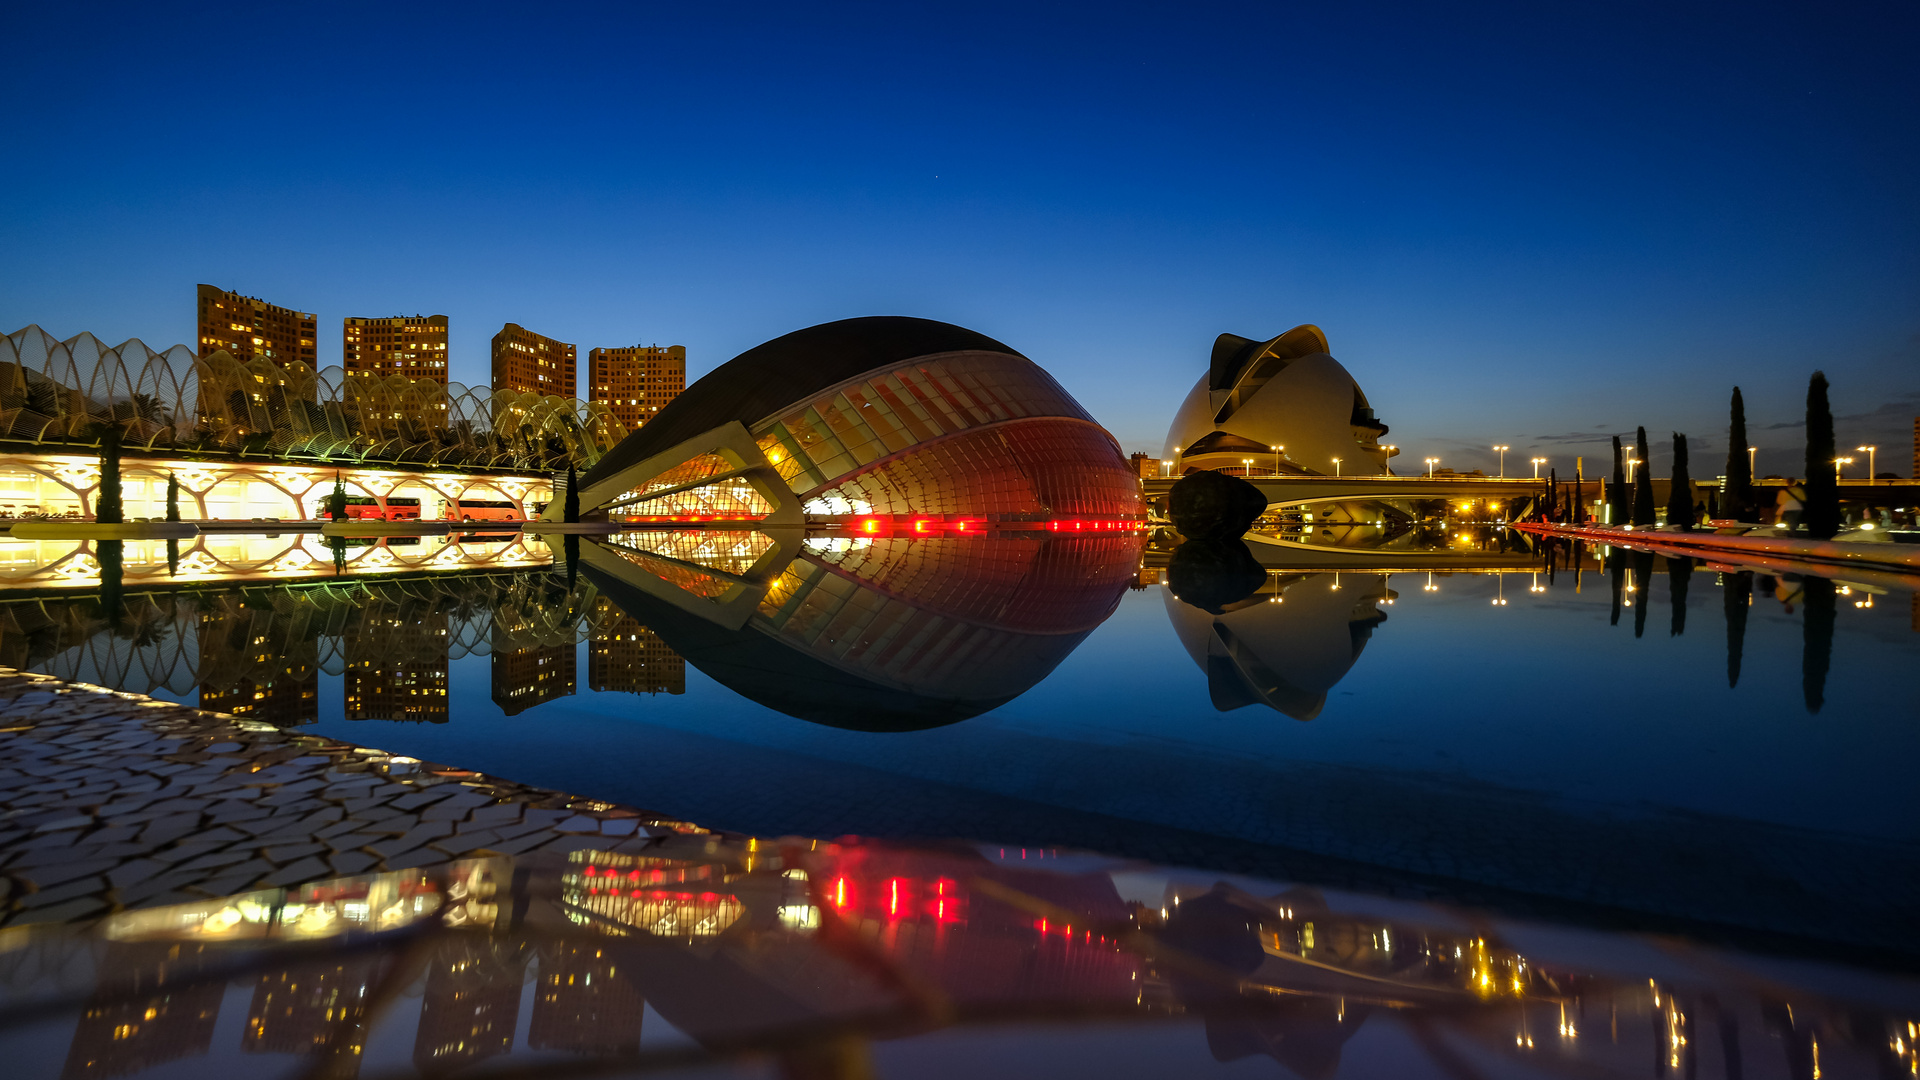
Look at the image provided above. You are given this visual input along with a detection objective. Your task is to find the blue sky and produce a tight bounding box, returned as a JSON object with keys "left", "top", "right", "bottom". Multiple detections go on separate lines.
{"left": 3, "top": 1, "right": 1916, "bottom": 476}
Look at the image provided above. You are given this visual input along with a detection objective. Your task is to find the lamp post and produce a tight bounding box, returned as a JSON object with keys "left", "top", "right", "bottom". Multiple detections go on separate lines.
{"left": 1858, "top": 445, "right": 1876, "bottom": 482}
{"left": 1531, "top": 456, "right": 1546, "bottom": 479}
{"left": 1425, "top": 457, "right": 1439, "bottom": 478}
{"left": 1493, "top": 445, "right": 1509, "bottom": 478}
{"left": 1748, "top": 446, "right": 1757, "bottom": 475}
{"left": 1332, "top": 456, "right": 1341, "bottom": 477}
{"left": 1162, "top": 459, "right": 1172, "bottom": 477}
{"left": 1625, "top": 457, "right": 1640, "bottom": 484}
{"left": 1272, "top": 445, "right": 1284, "bottom": 476}
{"left": 1834, "top": 456, "right": 1853, "bottom": 480}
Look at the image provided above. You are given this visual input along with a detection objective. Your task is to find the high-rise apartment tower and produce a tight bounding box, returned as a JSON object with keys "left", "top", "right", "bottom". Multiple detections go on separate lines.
{"left": 196, "top": 285, "right": 317, "bottom": 367}
{"left": 491, "top": 323, "right": 576, "bottom": 398}
{"left": 343, "top": 314, "right": 449, "bottom": 382}
{"left": 587, "top": 344, "right": 685, "bottom": 432}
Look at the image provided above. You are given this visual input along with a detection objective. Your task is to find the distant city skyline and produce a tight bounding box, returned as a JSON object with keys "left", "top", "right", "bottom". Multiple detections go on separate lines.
{"left": 4, "top": 3, "right": 1915, "bottom": 478}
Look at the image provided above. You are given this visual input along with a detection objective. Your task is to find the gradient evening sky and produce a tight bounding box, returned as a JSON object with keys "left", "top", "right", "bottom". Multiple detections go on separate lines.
{"left": 4, "top": 1, "right": 1917, "bottom": 477}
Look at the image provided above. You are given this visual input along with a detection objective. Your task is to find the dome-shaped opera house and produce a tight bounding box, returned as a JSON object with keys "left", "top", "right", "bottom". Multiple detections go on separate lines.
{"left": 565, "top": 316, "right": 1142, "bottom": 528}
{"left": 562, "top": 316, "right": 1146, "bottom": 730}
{"left": 1162, "top": 325, "right": 1395, "bottom": 478}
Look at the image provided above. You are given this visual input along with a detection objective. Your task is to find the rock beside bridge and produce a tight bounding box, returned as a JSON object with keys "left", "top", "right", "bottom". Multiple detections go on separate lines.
{"left": 1168, "top": 469, "right": 1269, "bottom": 540}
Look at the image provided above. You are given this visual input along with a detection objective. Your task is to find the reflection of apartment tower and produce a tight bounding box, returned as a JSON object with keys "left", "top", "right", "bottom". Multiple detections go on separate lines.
{"left": 529, "top": 940, "right": 644, "bottom": 1055}
{"left": 342, "top": 314, "right": 449, "bottom": 383}
{"left": 197, "top": 612, "right": 319, "bottom": 726}
{"left": 588, "top": 599, "right": 685, "bottom": 695}
{"left": 344, "top": 611, "right": 450, "bottom": 722}
{"left": 490, "top": 633, "right": 576, "bottom": 716}
{"left": 587, "top": 344, "right": 685, "bottom": 432}
{"left": 243, "top": 959, "right": 379, "bottom": 1073}
{"left": 196, "top": 284, "right": 318, "bottom": 367}
{"left": 413, "top": 941, "right": 527, "bottom": 1072}
{"left": 62, "top": 942, "right": 224, "bottom": 1080}
{"left": 491, "top": 323, "right": 576, "bottom": 398}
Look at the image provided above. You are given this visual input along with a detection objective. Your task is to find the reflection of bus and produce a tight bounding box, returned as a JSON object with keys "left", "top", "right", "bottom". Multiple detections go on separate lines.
{"left": 342, "top": 496, "right": 420, "bottom": 521}
{"left": 449, "top": 498, "right": 522, "bottom": 522}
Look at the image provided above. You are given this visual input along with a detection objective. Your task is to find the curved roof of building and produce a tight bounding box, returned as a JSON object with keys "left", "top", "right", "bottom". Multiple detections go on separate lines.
{"left": 582, "top": 316, "right": 1025, "bottom": 490}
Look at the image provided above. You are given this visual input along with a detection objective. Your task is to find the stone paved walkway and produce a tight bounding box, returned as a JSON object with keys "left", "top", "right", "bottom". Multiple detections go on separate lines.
{"left": 0, "top": 668, "right": 692, "bottom": 927}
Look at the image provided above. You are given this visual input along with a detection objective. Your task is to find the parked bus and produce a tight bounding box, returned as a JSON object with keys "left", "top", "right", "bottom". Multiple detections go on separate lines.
{"left": 450, "top": 498, "right": 523, "bottom": 522}
{"left": 341, "top": 496, "right": 420, "bottom": 521}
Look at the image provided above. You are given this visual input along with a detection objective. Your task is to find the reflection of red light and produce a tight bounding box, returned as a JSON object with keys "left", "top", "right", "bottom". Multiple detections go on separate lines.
{"left": 911, "top": 518, "right": 935, "bottom": 535}
{"left": 584, "top": 866, "right": 597, "bottom": 876}
{"left": 628, "top": 869, "right": 640, "bottom": 880}
{"left": 861, "top": 518, "right": 883, "bottom": 534}
{"left": 1038, "top": 918, "right": 1048, "bottom": 934}
{"left": 833, "top": 877, "right": 848, "bottom": 907}
{"left": 889, "top": 879, "right": 900, "bottom": 917}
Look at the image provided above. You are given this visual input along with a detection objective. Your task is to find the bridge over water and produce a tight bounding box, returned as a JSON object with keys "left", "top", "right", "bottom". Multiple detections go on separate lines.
{"left": 1142, "top": 473, "right": 1549, "bottom": 509}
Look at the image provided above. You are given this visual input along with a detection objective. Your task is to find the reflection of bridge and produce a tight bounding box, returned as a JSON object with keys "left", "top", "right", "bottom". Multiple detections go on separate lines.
{"left": 1144, "top": 537, "right": 1547, "bottom": 573}
{"left": 1142, "top": 473, "right": 1549, "bottom": 509}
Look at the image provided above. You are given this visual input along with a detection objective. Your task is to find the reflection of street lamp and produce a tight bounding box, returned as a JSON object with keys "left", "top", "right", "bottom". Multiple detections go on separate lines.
{"left": 1332, "top": 456, "right": 1342, "bottom": 477}
{"left": 1529, "top": 572, "right": 1545, "bottom": 593}
{"left": 1493, "top": 445, "right": 1509, "bottom": 478}
{"left": 1857, "top": 445, "right": 1876, "bottom": 481}
{"left": 1531, "top": 456, "right": 1546, "bottom": 478}
{"left": 1423, "top": 571, "right": 1439, "bottom": 592}
{"left": 1425, "top": 457, "right": 1439, "bottom": 477}
{"left": 1491, "top": 575, "right": 1507, "bottom": 606}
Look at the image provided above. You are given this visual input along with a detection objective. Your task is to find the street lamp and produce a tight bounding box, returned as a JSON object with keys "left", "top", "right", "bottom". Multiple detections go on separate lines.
{"left": 1332, "top": 456, "right": 1342, "bottom": 477}
{"left": 1425, "top": 457, "right": 1439, "bottom": 478}
{"left": 1858, "top": 445, "right": 1876, "bottom": 481}
{"left": 1748, "top": 446, "right": 1757, "bottom": 474}
{"left": 1161, "top": 459, "right": 1172, "bottom": 477}
{"left": 1493, "top": 445, "right": 1509, "bottom": 478}
{"left": 1272, "top": 445, "right": 1284, "bottom": 476}
{"left": 1625, "top": 457, "right": 1640, "bottom": 484}
{"left": 1834, "top": 456, "right": 1853, "bottom": 480}
{"left": 1242, "top": 458, "right": 1253, "bottom": 477}
{"left": 1531, "top": 456, "right": 1546, "bottom": 479}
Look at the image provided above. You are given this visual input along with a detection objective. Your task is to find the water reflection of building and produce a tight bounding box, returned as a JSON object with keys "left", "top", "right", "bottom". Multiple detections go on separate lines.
{"left": 344, "top": 610, "right": 449, "bottom": 722}
{"left": 490, "top": 632, "right": 575, "bottom": 716}
{"left": 61, "top": 942, "right": 224, "bottom": 1080}
{"left": 586, "top": 598, "right": 684, "bottom": 696}
{"left": 243, "top": 958, "right": 380, "bottom": 1075}
{"left": 529, "top": 941, "right": 646, "bottom": 1055}
{"left": 197, "top": 608, "right": 318, "bottom": 725}
{"left": 413, "top": 939, "right": 529, "bottom": 1072}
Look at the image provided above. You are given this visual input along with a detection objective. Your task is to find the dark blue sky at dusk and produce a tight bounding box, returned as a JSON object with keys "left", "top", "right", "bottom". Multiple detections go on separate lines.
{"left": 4, "top": 1, "right": 1916, "bottom": 476}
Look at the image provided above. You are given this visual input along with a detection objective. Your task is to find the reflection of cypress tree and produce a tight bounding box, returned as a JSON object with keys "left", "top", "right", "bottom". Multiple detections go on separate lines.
{"left": 96, "top": 428, "right": 123, "bottom": 524}
{"left": 330, "top": 535, "right": 347, "bottom": 573}
{"left": 96, "top": 540, "right": 124, "bottom": 628}
{"left": 1608, "top": 546, "right": 1625, "bottom": 625}
{"left": 1726, "top": 387, "right": 1753, "bottom": 521}
{"left": 1609, "top": 436, "right": 1627, "bottom": 523}
{"left": 564, "top": 533, "right": 580, "bottom": 589}
{"left": 1723, "top": 571, "right": 1750, "bottom": 687}
{"left": 166, "top": 538, "right": 179, "bottom": 577}
{"left": 1666, "top": 433, "right": 1694, "bottom": 530}
{"left": 1668, "top": 554, "right": 1693, "bottom": 636}
{"left": 1632, "top": 549, "right": 1655, "bottom": 638}
{"left": 165, "top": 473, "right": 181, "bottom": 522}
{"left": 1803, "top": 371, "right": 1839, "bottom": 539}
{"left": 1633, "top": 427, "right": 1656, "bottom": 526}
{"left": 1801, "top": 577, "right": 1835, "bottom": 713}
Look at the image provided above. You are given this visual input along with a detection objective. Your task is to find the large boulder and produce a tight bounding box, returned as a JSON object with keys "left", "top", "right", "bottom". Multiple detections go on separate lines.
{"left": 1168, "top": 469, "right": 1269, "bottom": 540}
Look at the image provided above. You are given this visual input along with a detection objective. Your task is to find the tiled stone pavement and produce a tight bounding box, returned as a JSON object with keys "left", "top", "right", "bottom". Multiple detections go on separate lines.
{"left": 0, "top": 668, "right": 695, "bottom": 927}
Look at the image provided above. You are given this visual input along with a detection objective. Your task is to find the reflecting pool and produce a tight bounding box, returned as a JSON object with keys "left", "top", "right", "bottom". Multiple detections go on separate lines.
{"left": 1, "top": 525, "right": 1916, "bottom": 1077}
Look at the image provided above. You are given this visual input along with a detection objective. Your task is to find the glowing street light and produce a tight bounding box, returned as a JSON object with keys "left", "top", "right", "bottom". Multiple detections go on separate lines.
{"left": 1242, "top": 458, "right": 1253, "bottom": 477}
{"left": 1834, "top": 456, "right": 1853, "bottom": 480}
{"left": 1272, "top": 444, "right": 1284, "bottom": 476}
{"left": 1531, "top": 456, "right": 1547, "bottom": 479}
{"left": 1332, "top": 456, "right": 1342, "bottom": 477}
{"left": 1423, "top": 571, "right": 1439, "bottom": 592}
{"left": 1857, "top": 445, "right": 1876, "bottom": 481}
{"left": 1491, "top": 576, "right": 1507, "bottom": 606}
{"left": 1425, "top": 457, "right": 1439, "bottom": 478}
{"left": 1493, "top": 445, "right": 1510, "bottom": 478}
{"left": 1748, "top": 446, "right": 1757, "bottom": 474}
{"left": 1625, "top": 457, "right": 1640, "bottom": 484}
{"left": 1161, "top": 459, "right": 1172, "bottom": 477}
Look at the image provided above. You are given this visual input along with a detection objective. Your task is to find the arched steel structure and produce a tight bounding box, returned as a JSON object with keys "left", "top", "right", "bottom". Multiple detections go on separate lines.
{"left": 1, "top": 325, "right": 628, "bottom": 471}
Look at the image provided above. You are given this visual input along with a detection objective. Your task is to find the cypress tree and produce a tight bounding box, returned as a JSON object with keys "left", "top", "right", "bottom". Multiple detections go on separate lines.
{"left": 95, "top": 427, "right": 123, "bottom": 524}
{"left": 1609, "top": 437, "right": 1626, "bottom": 524}
{"left": 1726, "top": 387, "right": 1753, "bottom": 521}
{"left": 1572, "top": 464, "right": 1584, "bottom": 524}
{"left": 1724, "top": 571, "right": 1750, "bottom": 687}
{"left": 564, "top": 464, "right": 580, "bottom": 523}
{"left": 165, "top": 473, "right": 181, "bottom": 522}
{"left": 1632, "top": 427, "right": 1656, "bottom": 526}
{"left": 1666, "top": 433, "right": 1694, "bottom": 530}
{"left": 1547, "top": 468, "right": 1558, "bottom": 522}
{"left": 1802, "top": 371, "right": 1840, "bottom": 538}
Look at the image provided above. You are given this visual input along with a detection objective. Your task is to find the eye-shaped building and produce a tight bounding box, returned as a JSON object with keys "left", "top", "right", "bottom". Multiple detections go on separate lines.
{"left": 563, "top": 317, "right": 1141, "bottom": 526}
{"left": 1162, "top": 325, "right": 1396, "bottom": 478}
